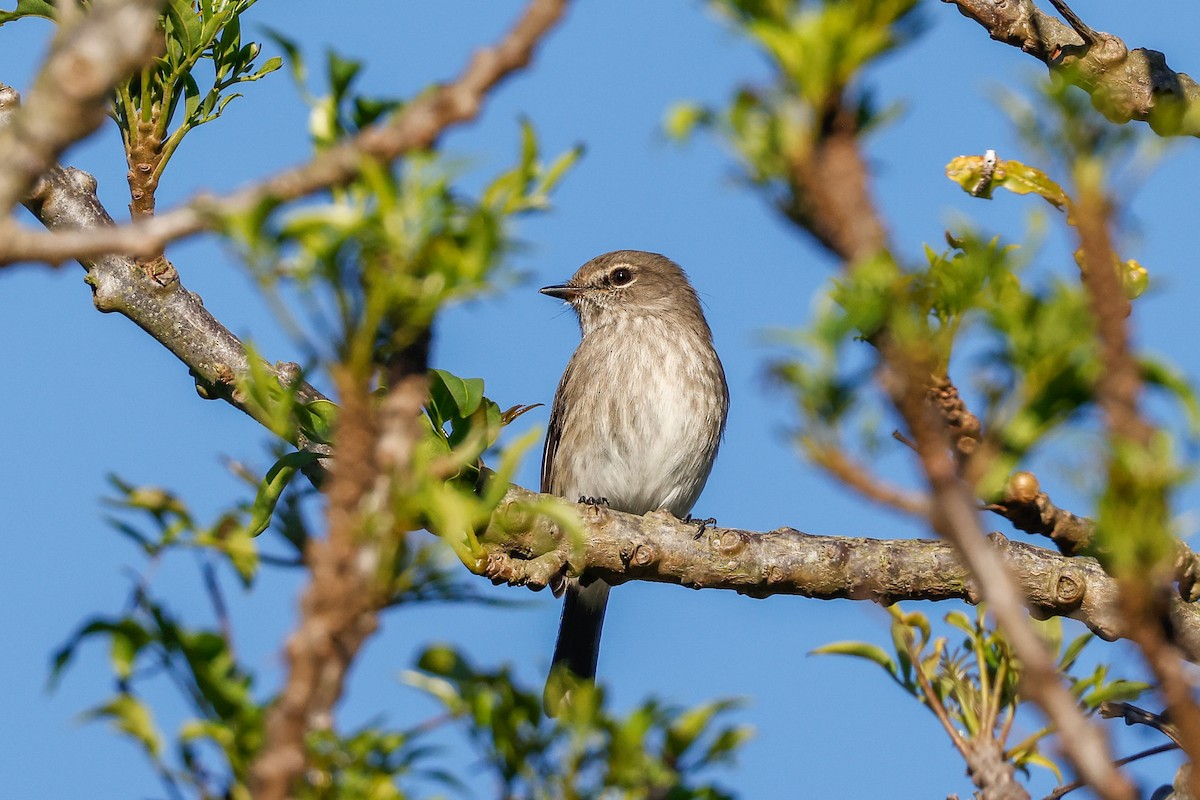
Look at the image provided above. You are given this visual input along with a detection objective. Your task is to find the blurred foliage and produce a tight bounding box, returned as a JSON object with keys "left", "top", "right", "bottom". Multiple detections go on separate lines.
{"left": 816, "top": 605, "right": 1149, "bottom": 780}
{"left": 51, "top": 479, "right": 750, "bottom": 798}
{"left": 408, "top": 645, "right": 749, "bottom": 800}
{"left": 224, "top": 44, "right": 579, "bottom": 371}
{"left": 675, "top": 3, "right": 1199, "bottom": 793}
{"left": 666, "top": 0, "right": 918, "bottom": 208}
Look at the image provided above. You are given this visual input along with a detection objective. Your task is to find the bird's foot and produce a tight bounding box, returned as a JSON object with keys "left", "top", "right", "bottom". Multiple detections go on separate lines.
{"left": 577, "top": 495, "right": 609, "bottom": 507}
{"left": 684, "top": 514, "right": 718, "bottom": 539}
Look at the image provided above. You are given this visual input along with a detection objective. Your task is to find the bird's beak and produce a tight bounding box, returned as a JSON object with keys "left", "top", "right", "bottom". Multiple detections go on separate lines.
{"left": 539, "top": 283, "right": 581, "bottom": 301}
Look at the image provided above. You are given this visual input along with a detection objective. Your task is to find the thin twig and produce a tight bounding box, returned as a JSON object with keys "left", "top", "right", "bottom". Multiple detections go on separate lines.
{"left": 807, "top": 441, "right": 930, "bottom": 516}
{"left": 200, "top": 559, "right": 236, "bottom": 662}
{"left": 911, "top": 638, "right": 972, "bottom": 759}
{"left": 1043, "top": 744, "right": 1180, "bottom": 800}
{"left": 1046, "top": 0, "right": 1098, "bottom": 45}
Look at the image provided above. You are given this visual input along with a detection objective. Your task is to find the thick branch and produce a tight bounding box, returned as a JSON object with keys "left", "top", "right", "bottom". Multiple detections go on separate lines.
{"left": 480, "top": 485, "right": 1200, "bottom": 664}
{"left": 20, "top": 164, "right": 331, "bottom": 459}
{"left": 943, "top": 0, "right": 1200, "bottom": 136}
{"left": 0, "top": 0, "right": 571, "bottom": 266}
{"left": 0, "top": 0, "right": 163, "bottom": 216}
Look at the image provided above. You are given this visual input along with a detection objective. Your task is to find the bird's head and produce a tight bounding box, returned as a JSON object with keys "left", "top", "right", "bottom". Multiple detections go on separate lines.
{"left": 540, "top": 250, "right": 706, "bottom": 334}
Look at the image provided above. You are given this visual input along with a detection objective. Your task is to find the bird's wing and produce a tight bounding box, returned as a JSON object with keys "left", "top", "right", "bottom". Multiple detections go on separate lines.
{"left": 541, "top": 362, "right": 571, "bottom": 494}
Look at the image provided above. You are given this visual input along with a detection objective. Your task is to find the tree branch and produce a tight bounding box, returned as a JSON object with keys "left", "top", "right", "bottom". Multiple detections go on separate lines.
{"left": 0, "top": 0, "right": 572, "bottom": 266}
{"left": 480, "top": 484, "right": 1200, "bottom": 664}
{"left": 18, "top": 163, "right": 332, "bottom": 463}
{"left": 942, "top": 0, "right": 1200, "bottom": 136}
{"left": 759, "top": 51, "right": 1134, "bottom": 797}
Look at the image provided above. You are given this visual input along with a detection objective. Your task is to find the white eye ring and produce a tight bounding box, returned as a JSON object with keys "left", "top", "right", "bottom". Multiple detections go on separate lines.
{"left": 611, "top": 267, "right": 634, "bottom": 286}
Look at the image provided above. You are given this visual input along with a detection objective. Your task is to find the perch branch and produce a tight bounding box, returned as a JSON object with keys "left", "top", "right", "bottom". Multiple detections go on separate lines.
{"left": 480, "top": 485, "right": 1200, "bottom": 664}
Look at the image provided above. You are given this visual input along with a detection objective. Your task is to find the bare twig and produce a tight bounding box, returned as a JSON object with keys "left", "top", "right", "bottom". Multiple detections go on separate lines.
{"left": 987, "top": 471, "right": 1096, "bottom": 556}
{"left": 0, "top": 0, "right": 163, "bottom": 217}
{"left": 1044, "top": 743, "right": 1179, "bottom": 800}
{"left": 806, "top": 441, "right": 930, "bottom": 516}
{"left": 928, "top": 374, "right": 983, "bottom": 463}
{"left": 201, "top": 559, "right": 236, "bottom": 661}
{"left": 1099, "top": 703, "right": 1182, "bottom": 746}
{"left": 0, "top": 0, "right": 572, "bottom": 266}
{"left": 1045, "top": 0, "right": 1098, "bottom": 46}
{"left": 988, "top": 474, "right": 1200, "bottom": 603}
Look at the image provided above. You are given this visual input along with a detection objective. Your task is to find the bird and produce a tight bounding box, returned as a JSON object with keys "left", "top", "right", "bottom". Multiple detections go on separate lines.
{"left": 539, "top": 250, "right": 728, "bottom": 697}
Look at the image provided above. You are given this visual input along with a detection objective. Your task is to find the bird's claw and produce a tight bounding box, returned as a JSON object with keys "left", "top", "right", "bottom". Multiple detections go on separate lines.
{"left": 577, "top": 495, "right": 609, "bottom": 507}
{"left": 685, "top": 514, "right": 717, "bottom": 539}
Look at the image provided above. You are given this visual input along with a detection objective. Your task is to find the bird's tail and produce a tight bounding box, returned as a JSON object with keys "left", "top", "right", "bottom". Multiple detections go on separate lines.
{"left": 552, "top": 578, "right": 610, "bottom": 678}
{"left": 545, "top": 579, "right": 610, "bottom": 715}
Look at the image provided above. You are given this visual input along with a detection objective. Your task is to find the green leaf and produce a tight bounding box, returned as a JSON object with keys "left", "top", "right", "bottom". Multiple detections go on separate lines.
{"left": 1142, "top": 356, "right": 1200, "bottom": 436}
{"left": 327, "top": 50, "right": 362, "bottom": 104}
{"left": 701, "top": 724, "right": 755, "bottom": 765}
{"left": 1058, "top": 632, "right": 1092, "bottom": 672}
{"left": 429, "top": 369, "right": 484, "bottom": 421}
{"left": 811, "top": 641, "right": 898, "bottom": 678}
{"left": 1013, "top": 750, "right": 1063, "bottom": 781}
{"left": 944, "top": 609, "right": 976, "bottom": 638}
{"left": 248, "top": 450, "right": 319, "bottom": 536}
{"left": 945, "top": 154, "right": 1069, "bottom": 211}
{"left": 299, "top": 398, "right": 339, "bottom": 444}
{"left": 164, "top": 0, "right": 204, "bottom": 55}
{"left": 83, "top": 694, "right": 163, "bottom": 758}
{"left": 254, "top": 55, "right": 284, "bottom": 79}
{"left": 665, "top": 699, "right": 742, "bottom": 760}
{"left": 664, "top": 101, "right": 711, "bottom": 141}
{"left": 1082, "top": 680, "right": 1150, "bottom": 708}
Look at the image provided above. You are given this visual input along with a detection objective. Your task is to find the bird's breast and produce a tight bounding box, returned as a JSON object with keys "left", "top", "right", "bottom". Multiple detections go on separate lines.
{"left": 551, "top": 317, "right": 727, "bottom": 517}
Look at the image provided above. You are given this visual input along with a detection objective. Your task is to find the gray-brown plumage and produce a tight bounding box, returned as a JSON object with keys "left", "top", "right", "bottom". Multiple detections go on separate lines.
{"left": 539, "top": 250, "right": 728, "bottom": 687}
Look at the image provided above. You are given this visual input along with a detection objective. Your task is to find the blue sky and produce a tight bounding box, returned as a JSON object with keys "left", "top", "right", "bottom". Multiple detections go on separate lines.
{"left": 4, "top": 1, "right": 1200, "bottom": 797}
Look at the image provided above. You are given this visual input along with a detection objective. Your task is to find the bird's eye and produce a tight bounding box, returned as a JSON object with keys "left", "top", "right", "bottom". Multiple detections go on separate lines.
{"left": 610, "top": 267, "right": 634, "bottom": 286}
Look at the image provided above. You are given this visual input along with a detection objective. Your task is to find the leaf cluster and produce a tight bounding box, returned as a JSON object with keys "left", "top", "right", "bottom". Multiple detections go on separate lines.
{"left": 816, "top": 605, "right": 1149, "bottom": 780}
{"left": 116, "top": 0, "right": 281, "bottom": 183}
{"left": 407, "top": 645, "right": 750, "bottom": 800}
